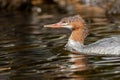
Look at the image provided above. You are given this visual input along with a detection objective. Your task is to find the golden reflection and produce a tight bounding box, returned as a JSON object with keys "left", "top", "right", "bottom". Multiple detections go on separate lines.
{"left": 67, "top": 53, "right": 88, "bottom": 80}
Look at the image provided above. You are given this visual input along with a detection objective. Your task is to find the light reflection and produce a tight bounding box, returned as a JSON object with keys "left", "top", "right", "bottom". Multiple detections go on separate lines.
{"left": 62, "top": 53, "right": 89, "bottom": 80}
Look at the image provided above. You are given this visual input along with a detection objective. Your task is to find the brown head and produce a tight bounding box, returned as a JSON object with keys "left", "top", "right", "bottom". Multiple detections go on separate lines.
{"left": 44, "top": 15, "right": 87, "bottom": 30}
{"left": 44, "top": 15, "right": 89, "bottom": 44}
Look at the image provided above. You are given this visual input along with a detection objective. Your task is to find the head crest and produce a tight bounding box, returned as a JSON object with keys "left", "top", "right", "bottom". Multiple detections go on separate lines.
{"left": 72, "top": 15, "right": 85, "bottom": 23}
{"left": 61, "top": 15, "right": 85, "bottom": 24}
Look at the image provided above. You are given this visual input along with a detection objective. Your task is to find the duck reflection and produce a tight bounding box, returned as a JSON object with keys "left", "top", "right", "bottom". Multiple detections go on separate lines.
{"left": 68, "top": 54, "right": 88, "bottom": 71}
{"left": 66, "top": 53, "right": 88, "bottom": 80}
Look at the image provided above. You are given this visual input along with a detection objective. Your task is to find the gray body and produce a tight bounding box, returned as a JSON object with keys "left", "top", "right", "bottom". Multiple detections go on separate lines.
{"left": 66, "top": 37, "right": 120, "bottom": 56}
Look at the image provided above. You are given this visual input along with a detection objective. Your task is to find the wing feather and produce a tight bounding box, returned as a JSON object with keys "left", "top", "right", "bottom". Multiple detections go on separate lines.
{"left": 83, "top": 37, "right": 120, "bottom": 56}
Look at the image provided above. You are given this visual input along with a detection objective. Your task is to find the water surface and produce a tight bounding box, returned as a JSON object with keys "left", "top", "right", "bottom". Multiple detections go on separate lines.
{"left": 0, "top": 13, "right": 120, "bottom": 80}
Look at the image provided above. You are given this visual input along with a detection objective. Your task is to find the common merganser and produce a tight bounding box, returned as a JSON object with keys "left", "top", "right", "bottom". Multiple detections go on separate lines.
{"left": 44, "top": 15, "right": 120, "bottom": 56}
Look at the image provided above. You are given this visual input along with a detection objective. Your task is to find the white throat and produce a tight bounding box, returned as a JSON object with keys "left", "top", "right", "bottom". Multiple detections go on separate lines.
{"left": 65, "top": 39, "right": 84, "bottom": 52}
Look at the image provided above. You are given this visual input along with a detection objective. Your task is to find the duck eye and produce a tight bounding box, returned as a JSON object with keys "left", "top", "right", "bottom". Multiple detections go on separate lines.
{"left": 62, "top": 21, "right": 66, "bottom": 23}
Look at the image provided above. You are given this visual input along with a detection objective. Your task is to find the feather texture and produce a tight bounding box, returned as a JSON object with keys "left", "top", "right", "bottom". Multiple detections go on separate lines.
{"left": 66, "top": 37, "right": 120, "bottom": 56}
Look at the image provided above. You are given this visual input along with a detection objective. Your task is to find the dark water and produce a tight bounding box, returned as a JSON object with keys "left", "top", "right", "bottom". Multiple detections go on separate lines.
{"left": 0, "top": 12, "right": 120, "bottom": 80}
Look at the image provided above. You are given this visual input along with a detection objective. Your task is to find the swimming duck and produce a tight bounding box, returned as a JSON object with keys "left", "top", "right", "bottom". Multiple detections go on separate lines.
{"left": 44, "top": 15, "right": 120, "bottom": 56}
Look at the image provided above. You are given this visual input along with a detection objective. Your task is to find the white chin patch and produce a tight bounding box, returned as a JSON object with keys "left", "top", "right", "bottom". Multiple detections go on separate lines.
{"left": 63, "top": 25, "right": 72, "bottom": 29}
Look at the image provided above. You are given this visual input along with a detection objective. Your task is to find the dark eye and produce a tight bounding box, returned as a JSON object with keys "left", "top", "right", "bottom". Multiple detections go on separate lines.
{"left": 62, "top": 21, "right": 67, "bottom": 23}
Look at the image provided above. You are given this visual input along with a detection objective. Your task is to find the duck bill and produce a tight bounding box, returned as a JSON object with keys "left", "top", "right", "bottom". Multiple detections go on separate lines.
{"left": 44, "top": 22, "right": 62, "bottom": 28}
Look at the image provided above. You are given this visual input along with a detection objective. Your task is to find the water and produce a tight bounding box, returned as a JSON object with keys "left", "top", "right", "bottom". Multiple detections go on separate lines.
{"left": 0, "top": 12, "right": 120, "bottom": 80}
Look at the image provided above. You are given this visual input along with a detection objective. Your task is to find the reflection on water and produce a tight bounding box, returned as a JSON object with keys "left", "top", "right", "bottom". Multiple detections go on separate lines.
{"left": 0, "top": 12, "right": 120, "bottom": 80}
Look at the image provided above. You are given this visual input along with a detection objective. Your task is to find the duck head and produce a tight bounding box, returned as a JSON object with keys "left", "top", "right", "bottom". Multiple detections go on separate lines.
{"left": 44, "top": 15, "right": 87, "bottom": 30}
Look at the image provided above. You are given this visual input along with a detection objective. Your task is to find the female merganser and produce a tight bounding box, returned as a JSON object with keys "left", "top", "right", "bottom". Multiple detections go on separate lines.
{"left": 44, "top": 15, "right": 120, "bottom": 56}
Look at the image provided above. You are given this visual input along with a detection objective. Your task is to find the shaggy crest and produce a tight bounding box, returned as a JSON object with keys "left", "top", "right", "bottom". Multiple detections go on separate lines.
{"left": 61, "top": 15, "right": 86, "bottom": 25}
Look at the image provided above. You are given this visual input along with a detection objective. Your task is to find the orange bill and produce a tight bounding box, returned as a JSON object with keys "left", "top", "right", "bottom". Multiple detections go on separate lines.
{"left": 44, "top": 22, "right": 62, "bottom": 28}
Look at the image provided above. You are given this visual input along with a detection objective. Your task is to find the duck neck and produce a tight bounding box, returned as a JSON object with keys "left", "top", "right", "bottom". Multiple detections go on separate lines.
{"left": 65, "top": 28, "right": 88, "bottom": 52}
{"left": 69, "top": 28, "right": 88, "bottom": 45}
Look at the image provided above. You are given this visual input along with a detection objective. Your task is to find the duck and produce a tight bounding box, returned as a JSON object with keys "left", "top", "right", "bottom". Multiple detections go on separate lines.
{"left": 44, "top": 15, "right": 120, "bottom": 56}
